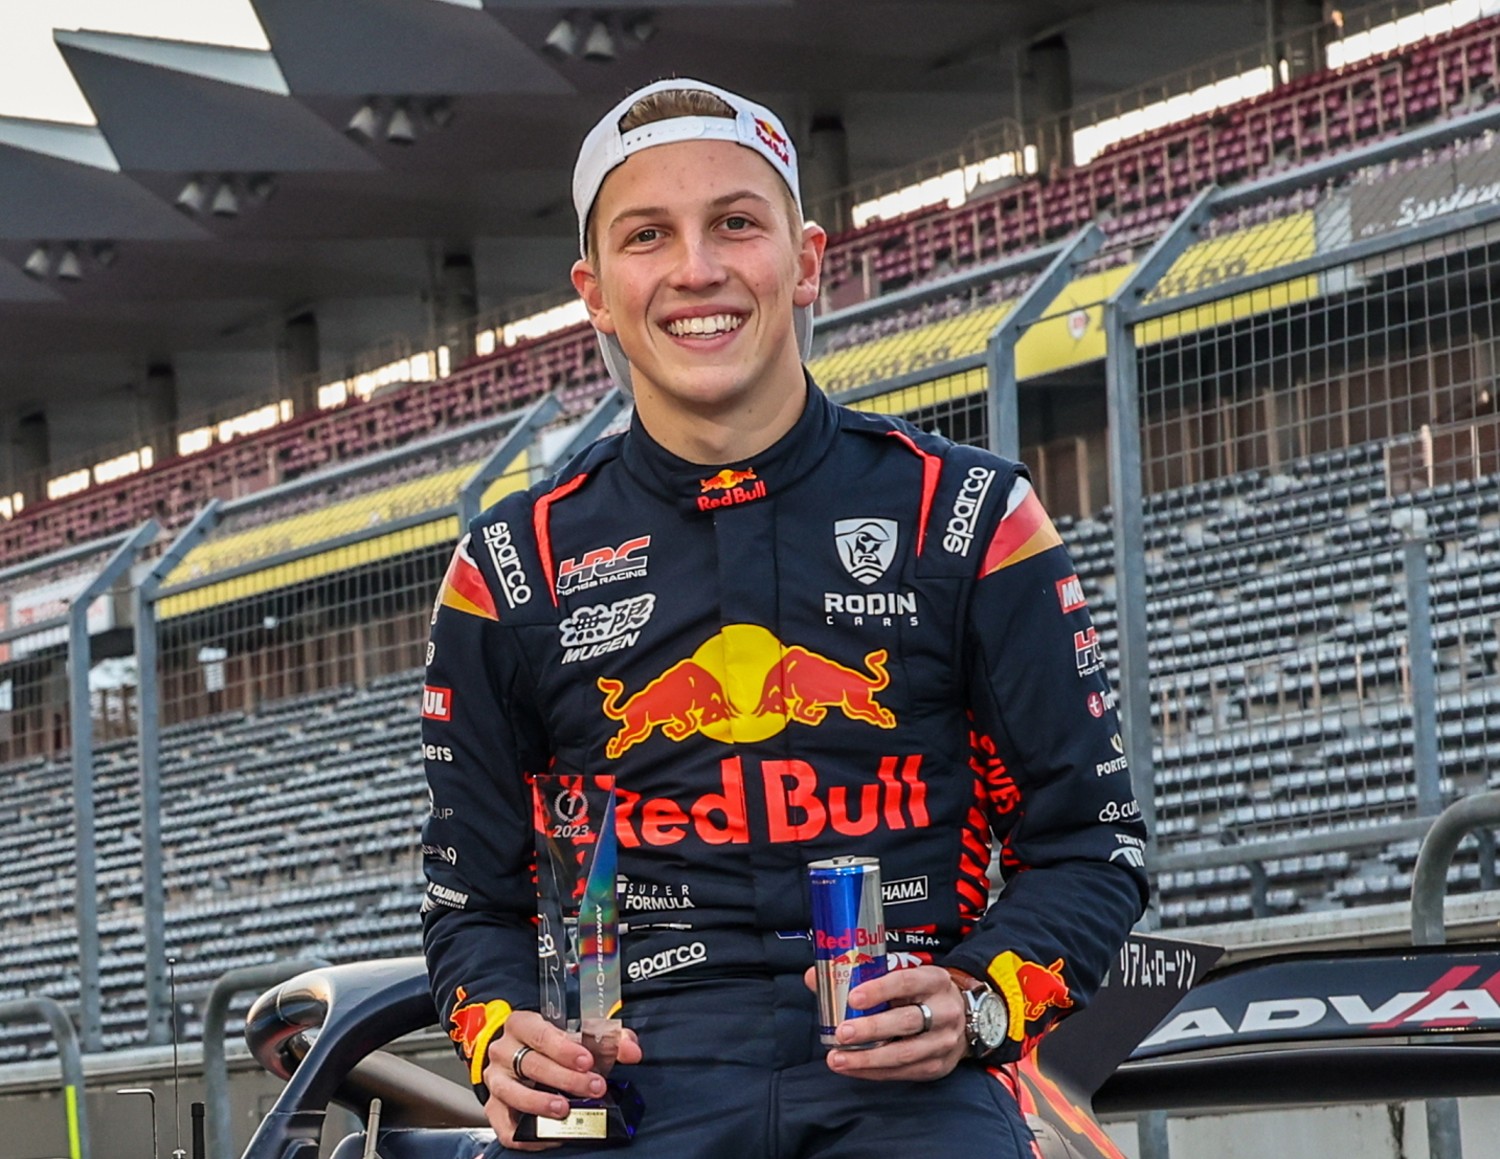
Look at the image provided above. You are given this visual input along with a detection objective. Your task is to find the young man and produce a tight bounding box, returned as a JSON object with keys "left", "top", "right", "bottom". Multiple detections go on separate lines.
{"left": 421, "top": 78, "right": 1148, "bottom": 1156}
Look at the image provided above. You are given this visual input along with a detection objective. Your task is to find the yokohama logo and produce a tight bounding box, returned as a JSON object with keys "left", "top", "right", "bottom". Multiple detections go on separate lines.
{"left": 422, "top": 685, "right": 453, "bottom": 721}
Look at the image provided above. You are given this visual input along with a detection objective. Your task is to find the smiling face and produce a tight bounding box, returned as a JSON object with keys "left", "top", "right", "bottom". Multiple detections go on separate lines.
{"left": 571, "top": 139, "right": 825, "bottom": 455}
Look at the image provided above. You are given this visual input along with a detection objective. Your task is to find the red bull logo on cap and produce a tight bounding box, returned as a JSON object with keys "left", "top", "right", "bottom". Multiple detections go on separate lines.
{"left": 753, "top": 117, "right": 790, "bottom": 163}
{"left": 987, "top": 951, "right": 1074, "bottom": 1043}
{"left": 596, "top": 624, "right": 895, "bottom": 759}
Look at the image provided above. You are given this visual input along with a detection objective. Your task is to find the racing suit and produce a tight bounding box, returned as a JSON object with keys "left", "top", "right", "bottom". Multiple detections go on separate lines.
{"left": 421, "top": 379, "right": 1149, "bottom": 1156}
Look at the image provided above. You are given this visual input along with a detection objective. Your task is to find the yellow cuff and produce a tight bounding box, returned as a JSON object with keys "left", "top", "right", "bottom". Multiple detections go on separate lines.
{"left": 468, "top": 1002, "right": 514, "bottom": 1086}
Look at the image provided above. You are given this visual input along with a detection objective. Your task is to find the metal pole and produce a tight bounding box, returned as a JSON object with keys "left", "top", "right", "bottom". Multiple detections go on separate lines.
{"left": 1410, "top": 793, "right": 1500, "bottom": 1159}
{"left": 69, "top": 519, "right": 158, "bottom": 1053}
{"left": 1138, "top": 1109, "right": 1170, "bottom": 1159}
{"left": 117, "top": 1088, "right": 158, "bottom": 1159}
{"left": 1400, "top": 513, "right": 1441, "bottom": 817}
{"left": 985, "top": 224, "right": 1105, "bottom": 459}
{"left": 545, "top": 388, "right": 628, "bottom": 472}
{"left": 1105, "top": 186, "right": 1218, "bottom": 896}
{"left": 1412, "top": 791, "right": 1500, "bottom": 946}
{"left": 203, "top": 958, "right": 327, "bottom": 1159}
{"left": 0, "top": 996, "right": 91, "bottom": 1159}
{"left": 457, "top": 392, "right": 563, "bottom": 528}
{"left": 136, "top": 501, "right": 223, "bottom": 1046}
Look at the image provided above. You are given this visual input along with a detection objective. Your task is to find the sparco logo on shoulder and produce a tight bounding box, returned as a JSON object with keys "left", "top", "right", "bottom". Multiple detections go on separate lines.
{"left": 481, "top": 522, "right": 532, "bottom": 608}
{"left": 943, "top": 466, "right": 995, "bottom": 556}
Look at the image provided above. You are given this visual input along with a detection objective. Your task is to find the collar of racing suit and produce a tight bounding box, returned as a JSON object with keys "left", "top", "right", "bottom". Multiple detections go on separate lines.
{"left": 619, "top": 374, "right": 840, "bottom": 516}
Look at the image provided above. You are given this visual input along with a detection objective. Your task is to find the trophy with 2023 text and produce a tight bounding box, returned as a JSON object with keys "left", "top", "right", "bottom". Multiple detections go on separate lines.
{"left": 514, "top": 775, "right": 643, "bottom": 1144}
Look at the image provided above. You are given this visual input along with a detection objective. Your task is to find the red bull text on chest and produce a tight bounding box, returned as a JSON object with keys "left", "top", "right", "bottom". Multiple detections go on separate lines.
{"left": 809, "top": 855, "right": 888, "bottom": 1046}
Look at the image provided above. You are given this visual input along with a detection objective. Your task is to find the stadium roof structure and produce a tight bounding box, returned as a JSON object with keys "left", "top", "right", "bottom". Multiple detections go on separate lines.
{"left": 0, "top": 0, "right": 1273, "bottom": 469}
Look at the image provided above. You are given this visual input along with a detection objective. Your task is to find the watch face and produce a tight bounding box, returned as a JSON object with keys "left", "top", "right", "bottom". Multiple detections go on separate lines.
{"left": 971, "top": 991, "right": 1008, "bottom": 1051}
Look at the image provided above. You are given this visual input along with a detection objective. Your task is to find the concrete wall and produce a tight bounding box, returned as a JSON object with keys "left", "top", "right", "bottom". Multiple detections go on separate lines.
{"left": 1105, "top": 1098, "right": 1500, "bottom": 1158}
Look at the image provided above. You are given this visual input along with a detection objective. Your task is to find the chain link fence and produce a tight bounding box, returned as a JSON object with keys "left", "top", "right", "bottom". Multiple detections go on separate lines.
{"left": 7, "top": 105, "right": 1500, "bottom": 1061}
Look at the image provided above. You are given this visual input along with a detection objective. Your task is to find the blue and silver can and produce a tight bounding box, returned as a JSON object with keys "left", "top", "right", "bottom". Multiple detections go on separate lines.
{"left": 809, "top": 855, "right": 889, "bottom": 1046}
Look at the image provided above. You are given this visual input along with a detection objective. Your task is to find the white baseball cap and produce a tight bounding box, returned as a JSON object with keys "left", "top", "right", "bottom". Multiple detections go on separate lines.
{"left": 572, "top": 77, "right": 814, "bottom": 395}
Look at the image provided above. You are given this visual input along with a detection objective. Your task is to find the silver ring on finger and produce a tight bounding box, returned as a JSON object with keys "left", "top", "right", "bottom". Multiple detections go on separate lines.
{"left": 511, "top": 1044, "right": 535, "bottom": 1083}
{"left": 916, "top": 1002, "right": 933, "bottom": 1035}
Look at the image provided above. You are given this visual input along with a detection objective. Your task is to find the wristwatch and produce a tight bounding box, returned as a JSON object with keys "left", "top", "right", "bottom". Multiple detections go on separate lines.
{"left": 947, "top": 968, "right": 1008, "bottom": 1058}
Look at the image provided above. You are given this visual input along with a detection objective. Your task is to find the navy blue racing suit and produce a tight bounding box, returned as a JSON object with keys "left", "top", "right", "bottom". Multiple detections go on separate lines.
{"left": 420, "top": 380, "right": 1148, "bottom": 1155}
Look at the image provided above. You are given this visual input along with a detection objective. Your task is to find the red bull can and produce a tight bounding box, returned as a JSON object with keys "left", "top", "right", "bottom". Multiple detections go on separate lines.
{"left": 809, "top": 855, "right": 888, "bottom": 1047}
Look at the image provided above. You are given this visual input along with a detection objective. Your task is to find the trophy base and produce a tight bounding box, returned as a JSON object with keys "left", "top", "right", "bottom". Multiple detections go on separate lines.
{"left": 514, "top": 1080, "right": 644, "bottom": 1146}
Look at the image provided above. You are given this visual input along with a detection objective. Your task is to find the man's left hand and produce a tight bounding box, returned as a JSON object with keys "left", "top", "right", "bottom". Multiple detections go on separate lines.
{"left": 802, "top": 964, "right": 967, "bottom": 1081}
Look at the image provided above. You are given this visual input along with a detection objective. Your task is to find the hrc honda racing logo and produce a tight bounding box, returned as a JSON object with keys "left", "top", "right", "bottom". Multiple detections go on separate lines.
{"left": 558, "top": 536, "right": 649, "bottom": 595}
{"left": 597, "top": 624, "right": 894, "bottom": 758}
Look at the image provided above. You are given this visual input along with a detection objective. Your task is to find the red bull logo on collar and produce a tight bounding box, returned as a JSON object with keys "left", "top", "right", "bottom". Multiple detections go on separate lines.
{"left": 596, "top": 624, "right": 894, "bottom": 759}
{"left": 698, "top": 468, "right": 766, "bottom": 510}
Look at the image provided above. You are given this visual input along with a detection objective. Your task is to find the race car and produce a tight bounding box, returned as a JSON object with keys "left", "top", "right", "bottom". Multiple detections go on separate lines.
{"left": 237, "top": 932, "right": 1500, "bottom": 1159}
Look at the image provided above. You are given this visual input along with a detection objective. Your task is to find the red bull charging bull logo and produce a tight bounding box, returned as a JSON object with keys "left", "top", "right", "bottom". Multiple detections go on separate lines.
{"left": 448, "top": 985, "right": 511, "bottom": 1063}
{"left": 988, "top": 951, "right": 1074, "bottom": 1043}
{"left": 596, "top": 624, "right": 895, "bottom": 759}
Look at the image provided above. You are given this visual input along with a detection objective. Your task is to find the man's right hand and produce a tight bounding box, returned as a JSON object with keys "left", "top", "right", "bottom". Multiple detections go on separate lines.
{"left": 480, "top": 1010, "right": 644, "bottom": 1151}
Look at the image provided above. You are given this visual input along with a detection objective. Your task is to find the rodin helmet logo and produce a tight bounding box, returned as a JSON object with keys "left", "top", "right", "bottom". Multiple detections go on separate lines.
{"left": 834, "top": 519, "right": 898, "bottom": 585}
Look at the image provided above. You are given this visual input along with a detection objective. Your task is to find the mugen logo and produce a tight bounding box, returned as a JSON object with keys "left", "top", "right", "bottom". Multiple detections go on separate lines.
{"left": 559, "top": 594, "right": 655, "bottom": 664}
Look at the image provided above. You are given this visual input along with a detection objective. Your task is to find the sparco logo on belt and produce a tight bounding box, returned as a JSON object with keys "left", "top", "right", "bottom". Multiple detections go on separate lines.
{"left": 627, "top": 941, "right": 708, "bottom": 981}
{"left": 481, "top": 522, "right": 532, "bottom": 608}
{"left": 943, "top": 466, "right": 995, "bottom": 555}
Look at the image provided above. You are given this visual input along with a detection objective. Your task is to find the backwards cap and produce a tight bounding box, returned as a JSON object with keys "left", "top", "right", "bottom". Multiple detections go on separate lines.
{"left": 572, "top": 77, "right": 813, "bottom": 396}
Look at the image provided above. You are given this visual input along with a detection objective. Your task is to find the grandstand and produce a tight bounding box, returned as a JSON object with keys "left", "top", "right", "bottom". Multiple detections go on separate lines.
{"left": 4, "top": 2, "right": 1500, "bottom": 1156}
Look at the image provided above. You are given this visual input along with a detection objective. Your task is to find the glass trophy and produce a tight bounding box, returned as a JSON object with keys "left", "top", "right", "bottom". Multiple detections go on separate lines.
{"left": 514, "top": 776, "right": 643, "bottom": 1144}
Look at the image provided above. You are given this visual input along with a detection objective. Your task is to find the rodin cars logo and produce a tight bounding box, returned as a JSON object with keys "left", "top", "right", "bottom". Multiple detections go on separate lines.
{"left": 834, "top": 518, "right": 898, "bottom": 585}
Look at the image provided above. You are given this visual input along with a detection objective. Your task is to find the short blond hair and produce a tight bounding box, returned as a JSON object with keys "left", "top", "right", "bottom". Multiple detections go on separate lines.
{"left": 583, "top": 88, "right": 803, "bottom": 263}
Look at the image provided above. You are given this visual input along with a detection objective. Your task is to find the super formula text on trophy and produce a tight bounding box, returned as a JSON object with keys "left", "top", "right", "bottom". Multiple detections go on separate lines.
{"left": 514, "top": 776, "right": 644, "bottom": 1144}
